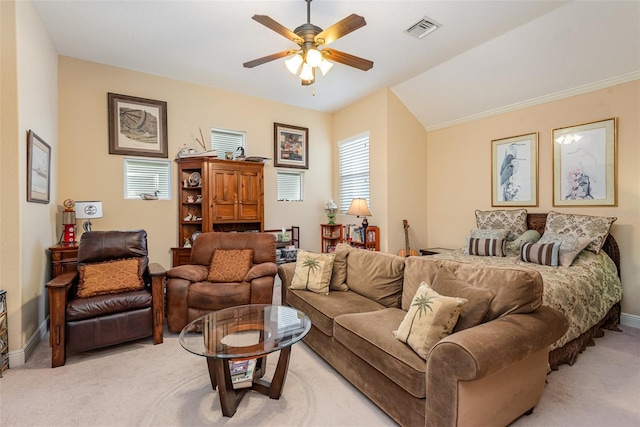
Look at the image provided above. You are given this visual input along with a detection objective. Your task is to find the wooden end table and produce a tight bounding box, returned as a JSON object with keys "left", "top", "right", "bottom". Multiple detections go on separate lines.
{"left": 179, "top": 304, "right": 311, "bottom": 417}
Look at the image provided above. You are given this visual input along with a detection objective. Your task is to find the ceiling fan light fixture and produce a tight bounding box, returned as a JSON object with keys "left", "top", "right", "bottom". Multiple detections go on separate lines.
{"left": 318, "top": 58, "right": 334, "bottom": 76}
{"left": 299, "top": 62, "right": 314, "bottom": 81}
{"left": 305, "top": 48, "right": 323, "bottom": 67}
{"left": 285, "top": 54, "right": 303, "bottom": 74}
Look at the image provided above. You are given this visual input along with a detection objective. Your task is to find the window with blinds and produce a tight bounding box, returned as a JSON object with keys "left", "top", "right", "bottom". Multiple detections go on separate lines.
{"left": 124, "top": 158, "right": 171, "bottom": 200}
{"left": 211, "top": 128, "right": 245, "bottom": 158}
{"left": 277, "top": 170, "right": 303, "bottom": 201}
{"left": 339, "top": 135, "right": 370, "bottom": 213}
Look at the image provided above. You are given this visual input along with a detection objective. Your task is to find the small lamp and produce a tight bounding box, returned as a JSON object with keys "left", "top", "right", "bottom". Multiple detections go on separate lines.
{"left": 61, "top": 199, "right": 77, "bottom": 243}
{"left": 75, "top": 201, "right": 103, "bottom": 232}
{"left": 346, "top": 198, "right": 372, "bottom": 240}
{"left": 324, "top": 200, "right": 338, "bottom": 225}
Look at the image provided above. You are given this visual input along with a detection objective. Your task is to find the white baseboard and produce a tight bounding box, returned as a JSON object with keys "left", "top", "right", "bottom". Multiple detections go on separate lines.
{"left": 8, "top": 317, "right": 48, "bottom": 368}
{"left": 620, "top": 312, "right": 640, "bottom": 330}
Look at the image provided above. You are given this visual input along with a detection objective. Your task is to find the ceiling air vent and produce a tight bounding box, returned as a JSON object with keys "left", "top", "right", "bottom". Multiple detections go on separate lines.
{"left": 405, "top": 17, "right": 440, "bottom": 39}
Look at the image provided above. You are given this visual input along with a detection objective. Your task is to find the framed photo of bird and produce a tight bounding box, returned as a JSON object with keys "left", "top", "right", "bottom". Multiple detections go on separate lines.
{"left": 491, "top": 132, "right": 538, "bottom": 207}
{"left": 108, "top": 93, "right": 168, "bottom": 158}
{"left": 552, "top": 118, "right": 617, "bottom": 207}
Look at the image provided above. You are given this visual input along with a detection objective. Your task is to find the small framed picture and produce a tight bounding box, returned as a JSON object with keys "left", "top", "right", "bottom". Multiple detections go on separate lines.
{"left": 491, "top": 132, "right": 538, "bottom": 207}
{"left": 274, "top": 123, "right": 309, "bottom": 169}
{"left": 553, "top": 118, "right": 617, "bottom": 206}
{"left": 108, "top": 93, "right": 168, "bottom": 158}
{"left": 27, "top": 130, "right": 51, "bottom": 204}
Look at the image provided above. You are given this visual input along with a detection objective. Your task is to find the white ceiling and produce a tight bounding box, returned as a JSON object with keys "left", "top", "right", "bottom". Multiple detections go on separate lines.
{"left": 32, "top": 1, "right": 640, "bottom": 130}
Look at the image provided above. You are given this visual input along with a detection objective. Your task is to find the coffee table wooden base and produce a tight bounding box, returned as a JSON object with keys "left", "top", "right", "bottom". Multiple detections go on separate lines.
{"left": 207, "top": 346, "right": 292, "bottom": 417}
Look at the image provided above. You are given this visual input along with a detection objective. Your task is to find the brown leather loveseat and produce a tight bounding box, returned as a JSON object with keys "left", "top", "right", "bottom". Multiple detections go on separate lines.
{"left": 166, "top": 232, "right": 277, "bottom": 332}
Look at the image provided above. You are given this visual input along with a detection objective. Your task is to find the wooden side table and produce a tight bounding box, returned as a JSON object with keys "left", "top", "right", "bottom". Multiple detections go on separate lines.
{"left": 49, "top": 243, "right": 79, "bottom": 278}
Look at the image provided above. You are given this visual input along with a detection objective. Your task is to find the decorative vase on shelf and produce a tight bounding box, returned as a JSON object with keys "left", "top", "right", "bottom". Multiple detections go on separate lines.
{"left": 324, "top": 200, "right": 338, "bottom": 225}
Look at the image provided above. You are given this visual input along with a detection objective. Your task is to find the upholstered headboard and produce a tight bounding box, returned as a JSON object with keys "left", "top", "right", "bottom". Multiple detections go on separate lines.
{"left": 527, "top": 213, "right": 620, "bottom": 277}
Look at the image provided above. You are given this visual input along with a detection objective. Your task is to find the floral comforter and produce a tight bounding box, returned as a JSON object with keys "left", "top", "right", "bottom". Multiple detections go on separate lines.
{"left": 430, "top": 249, "right": 623, "bottom": 350}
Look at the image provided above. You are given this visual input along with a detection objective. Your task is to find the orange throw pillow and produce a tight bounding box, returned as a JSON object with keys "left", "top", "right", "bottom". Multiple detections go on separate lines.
{"left": 207, "top": 249, "right": 253, "bottom": 283}
{"left": 77, "top": 258, "right": 144, "bottom": 298}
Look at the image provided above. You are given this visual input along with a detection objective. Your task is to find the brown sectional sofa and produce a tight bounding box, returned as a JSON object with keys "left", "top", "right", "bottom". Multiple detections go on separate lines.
{"left": 278, "top": 244, "right": 568, "bottom": 427}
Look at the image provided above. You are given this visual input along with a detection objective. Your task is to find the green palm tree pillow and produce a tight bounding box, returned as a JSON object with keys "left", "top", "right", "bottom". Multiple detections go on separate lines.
{"left": 290, "top": 249, "right": 336, "bottom": 295}
{"left": 394, "top": 283, "right": 467, "bottom": 359}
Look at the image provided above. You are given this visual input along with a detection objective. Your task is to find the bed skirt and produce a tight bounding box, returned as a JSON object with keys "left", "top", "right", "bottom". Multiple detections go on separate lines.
{"left": 549, "top": 302, "right": 621, "bottom": 370}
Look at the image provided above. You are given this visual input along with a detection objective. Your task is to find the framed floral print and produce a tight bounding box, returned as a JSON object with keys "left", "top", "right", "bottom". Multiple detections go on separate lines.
{"left": 491, "top": 132, "right": 538, "bottom": 207}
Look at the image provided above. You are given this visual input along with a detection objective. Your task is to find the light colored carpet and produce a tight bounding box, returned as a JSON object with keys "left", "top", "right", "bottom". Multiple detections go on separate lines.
{"left": 1, "top": 325, "right": 639, "bottom": 426}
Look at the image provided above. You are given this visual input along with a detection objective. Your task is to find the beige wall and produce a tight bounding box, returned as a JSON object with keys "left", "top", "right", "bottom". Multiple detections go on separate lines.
{"left": 427, "top": 80, "right": 640, "bottom": 317}
{"left": 58, "top": 57, "right": 333, "bottom": 266}
{"left": 332, "top": 88, "right": 428, "bottom": 253}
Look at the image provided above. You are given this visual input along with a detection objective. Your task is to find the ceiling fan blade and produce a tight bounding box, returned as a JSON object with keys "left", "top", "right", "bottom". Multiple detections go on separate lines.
{"left": 252, "top": 15, "right": 303, "bottom": 44}
{"left": 322, "top": 48, "right": 373, "bottom": 71}
{"left": 243, "top": 50, "right": 297, "bottom": 68}
{"left": 315, "top": 14, "right": 366, "bottom": 45}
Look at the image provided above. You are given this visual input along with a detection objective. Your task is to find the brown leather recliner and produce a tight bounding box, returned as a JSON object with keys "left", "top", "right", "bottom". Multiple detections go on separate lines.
{"left": 46, "top": 230, "right": 165, "bottom": 368}
{"left": 166, "top": 232, "right": 277, "bottom": 333}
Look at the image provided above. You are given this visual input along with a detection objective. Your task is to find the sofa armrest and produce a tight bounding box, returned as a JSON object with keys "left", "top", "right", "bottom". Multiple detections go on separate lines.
{"left": 148, "top": 262, "right": 166, "bottom": 344}
{"left": 277, "top": 262, "right": 296, "bottom": 305}
{"left": 426, "top": 307, "right": 567, "bottom": 427}
{"left": 245, "top": 262, "right": 278, "bottom": 282}
{"left": 166, "top": 264, "right": 208, "bottom": 282}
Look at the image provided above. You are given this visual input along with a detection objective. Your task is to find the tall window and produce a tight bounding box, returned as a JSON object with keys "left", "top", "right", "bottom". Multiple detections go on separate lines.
{"left": 211, "top": 128, "right": 245, "bottom": 158}
{"left": 339, "top": 134, "right": 370, "bottom": 213}
{"left": 277, "top": 170, "right": 303, "bottom": 201}
{"left": 124, "top": 158, "right": 171, "bottom": 199}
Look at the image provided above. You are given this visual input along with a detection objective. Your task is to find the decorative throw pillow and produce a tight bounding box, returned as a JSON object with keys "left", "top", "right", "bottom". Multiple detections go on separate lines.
{"left": 207, "top": 249, "right": 253, "bottom": 282}
{"left": 329, "top": 243, "right": 351, "bottom": 291}
{"left": 520, "top": 241, "right": 561, "bottom": 266}
{"left": 393, "top": 282, "right": 467, "bottom": 359}
{"left": 507, "top": 229, "right": 542, "bottom": 256}
{"left": 545, "top": 211, "right": 616, "bottom": 254}
{"left": 77, "top": 258, "right": 144, "bottom": 298}
{"left": 475, "top": 209, "right": 528, "bottom": 241}
{"left": 467, "top": 237, "right": 506, "bottom": 257}
{"left": 290, "top": 249, "right": 335, "bottom": 295}
{"left": 465, "top": 229, "right": 509, "bottom": 254}
{"left": 537, "top": 232, "right": 593, "bottom": 267}
{"left": 429, "top": 266, "right": 495, "bottom": 332}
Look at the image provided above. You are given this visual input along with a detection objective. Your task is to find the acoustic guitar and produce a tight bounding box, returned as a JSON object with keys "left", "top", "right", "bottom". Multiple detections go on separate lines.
{"left": 398, "top": 219, "right": 418, "bottom": 257}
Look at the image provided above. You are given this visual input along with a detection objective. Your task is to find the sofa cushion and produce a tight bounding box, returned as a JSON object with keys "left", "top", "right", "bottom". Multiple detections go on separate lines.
{"left": 207, "top": 248, "right": 253, "bottom": 282}
{"left": 77, "top": 258, "right": 144, "bottom": 298}
{"left": 329, "top": 243, "right": 351, "bottom": 291}
{"left": 429, "top": 266, "right": 495, "bottom": 332}
{"left": 394, "top": 283, "right": 466, "bottom": 359}
{"left": 187, "top": 281, "right": 250, "bottom": 310}
{"left": 346, "top": 249, "right": 405, "bottom": 308}
{"left": 286, "top": 287, "right": 385, "bottom": 337}
{"left": 334, "top": 308, "right": 427, "bottom": 398}
{"left": 403, "top": 257, "right": 543, "bottom": 322}
{"left": 66, "top": 290, "right": 152, "bottom": 321}
{"left": 290, "top": 250, "right": 335, "bottom": 295}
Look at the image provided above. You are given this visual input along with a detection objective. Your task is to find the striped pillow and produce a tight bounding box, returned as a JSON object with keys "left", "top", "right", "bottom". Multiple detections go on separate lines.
{"left": 467, "top": 238, "right": 506, "bottom": 257}
{"left": 520, "top": 242, "right": 560, "bottom": 266}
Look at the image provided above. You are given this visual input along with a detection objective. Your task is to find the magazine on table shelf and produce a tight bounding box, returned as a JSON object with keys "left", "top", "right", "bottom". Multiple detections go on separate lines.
{"left": 230, "top": 359, "right": 257, "bottom": 389}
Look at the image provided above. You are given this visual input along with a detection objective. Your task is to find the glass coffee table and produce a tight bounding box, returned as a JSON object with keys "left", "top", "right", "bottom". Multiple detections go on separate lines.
{"left": 179, "top": 304, "right": 311, "bottom": 417}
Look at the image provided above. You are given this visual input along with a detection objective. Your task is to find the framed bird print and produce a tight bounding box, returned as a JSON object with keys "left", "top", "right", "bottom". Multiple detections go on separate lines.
{"left": 491, "top": 132, "right": 538, "bottom": 207}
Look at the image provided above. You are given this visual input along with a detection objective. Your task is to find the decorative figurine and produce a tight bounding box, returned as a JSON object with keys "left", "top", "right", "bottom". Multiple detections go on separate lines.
{"left": 184, "top": 238, "right": 191, "bottom": 248}
{"left": 186, "top": 195, "right": 194, "bottom": 203}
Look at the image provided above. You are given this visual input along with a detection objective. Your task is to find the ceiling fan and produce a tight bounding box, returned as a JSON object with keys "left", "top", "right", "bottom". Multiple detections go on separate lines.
{"left": 243, "top": 0, "right": 374, "bottom": 86}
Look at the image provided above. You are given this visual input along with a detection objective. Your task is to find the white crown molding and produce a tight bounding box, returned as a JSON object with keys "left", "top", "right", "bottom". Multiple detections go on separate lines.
{"left": 426, "top": 72, "right": 640, "bottom": 132}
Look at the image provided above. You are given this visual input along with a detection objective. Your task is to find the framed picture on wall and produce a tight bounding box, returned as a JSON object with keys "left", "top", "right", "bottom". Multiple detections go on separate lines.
{"left": 274, "top": 123, "right": 309, "bottom": 169}
{"left": 491, "top": 132, "right": 538, "bottom": 207}
{"left": 27, "top": 130, "right": 51, "bottom": 204}
{"left": 108, "top": 93, "right": 168, "bottom": 158}
{"left": 553, "top": 117, "right": 617, "bottom": 206}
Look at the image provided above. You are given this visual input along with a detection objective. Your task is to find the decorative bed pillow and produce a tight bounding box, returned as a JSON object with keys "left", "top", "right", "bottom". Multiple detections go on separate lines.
{"left": 429, "top": 266, "right": 495, "bottom": 332}
{"left": 520, "top": 242, "right": 561, "bottom": 266}
{"left": 394, "top": 282, "right": 466, "bottom": 359}
{"left": 467, "top": 237, "right": 507, "bottom": 257}
{"left": 507, "top": 229, "right": 542, "bottom": 255}
{"left": 537, "top": 232, "right": 592, "bottom": 267}
{"left": 77, "top": 258, "right": 144, "bottom": 298}
{"left": 465, "top": 229, "right": 508, "bottom": 254}
{"left": 545, "top": 211, "right": 616, "bottom": 254}
{"left": 475, "top": 209, "right": 528, "bottom": 241}
{"left": 207, "top": 249, "right": 253, "bottom": 282}
{"left": 291, "top": 249, "right": 335, "bottom": 295}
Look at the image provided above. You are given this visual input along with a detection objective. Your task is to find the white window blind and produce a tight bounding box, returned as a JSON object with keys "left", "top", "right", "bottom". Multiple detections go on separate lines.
{"left": 211, "top": 128, "right": 245, "bottom": 158}
{"left": 277, "top": 171, "right": 303, "bottom": 201}
{"left": 339, "top": 135, "right": 370, "bottom": 213}
{"left": 124, "top": 158, "right": 171, "bottom": 200}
